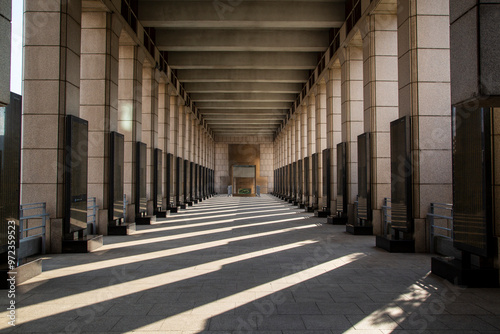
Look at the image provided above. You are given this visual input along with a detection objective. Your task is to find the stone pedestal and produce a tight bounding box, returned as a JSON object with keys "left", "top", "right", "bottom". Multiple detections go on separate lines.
{"left": 154, "top": 210, "right": 167, "bottom": 218}
{"left": 0, "top": 258, "right": 43, "bottom": 289}
{"left": 346, "top": 224, "right": 373, "bottom": 235}
{"left": 108, "top": 223, "right": 136, "bottom": 235}
{"left": 62, "top": 235, "right": 103, "bottom": 253}
{"left": 327, "top": 216, "right": 348, "bottom": 225}
{"left": 431, "top": 257, "right": 499, "bottom": 288}
{"left": 135, "top": 215, "right": 156, "bottom": 225}
{"left": 376, "top": 235, "right": 414, "bottom": 253}
{"left": 314, "top": 210, "right": 329, "bottom": 218}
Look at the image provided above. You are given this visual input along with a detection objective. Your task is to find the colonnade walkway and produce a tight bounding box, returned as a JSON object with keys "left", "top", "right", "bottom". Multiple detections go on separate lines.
{"left": 2, "top": 195, "right": 500, "bottom": 333}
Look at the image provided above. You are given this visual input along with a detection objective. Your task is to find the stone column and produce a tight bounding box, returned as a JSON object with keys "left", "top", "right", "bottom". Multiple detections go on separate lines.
{"left": 193, "top": 117, "right": 198, "bottom": 199}
{"left": 300, "top": 103, "right": 308, "bottom": 204}
{"left": 22, "top": 0, "right": 82, "bottom": 252}
{"left": 178, "top": 103, "right": 185, "bottom": 160}
{"left": 142, "top": 64, "right": 159, "bottom": 215}
{"left": 276, "top": 132, "right": 281, "bottom": 195}
{"left": 398, "top": 0, "right": 452, "bottom": 251}
{"left": 79, "top": 11, "right": 122, "bottom": 234}
{"left": 286, "top": 125, "right": 291, "bottom": 197}
{"left": 361, "top": 12, "right": 399, "bottom": 234}
{"left": 118, "top": 45, "right": 144, "bottom": 221}
{"left": 158, "top": 81, "right": 171, "bottom": 209}
{"left": 178, "top": 101, "right": 185, "bottom": 203}
{"left": 185, "top": 109, "right": 192, "bottom": 163}
{"left": 290, "top": 117, "right": 296, "bottom": 200}
{"left": 281, "top": 131, "right": 286, "bottom": 196}
{"left": 294, "top": 110, "right": 301, "bottom": 201}
{"left": 188, "top": 111, "right": 194, "bottom": 200}
{"left": 340, "top": 43, "right": 364, "bottom": 222}
{"left": 307, "top": 93, "right": 316, "bottom": 207}
{"left": 327, "top": 65, "right": 342, "bottom": 213}
{"left": 170, "top": 95, "right": 179, "bottom": 204}
{"left": 316, "top": 82, "right": 327, "bottom": 209}
{"left": 184, "top": 108, "right": 191, "bottom": 201}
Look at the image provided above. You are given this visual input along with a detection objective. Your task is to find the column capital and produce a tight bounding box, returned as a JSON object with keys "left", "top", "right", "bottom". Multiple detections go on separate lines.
{"left": 111, "top": 12, "right": 124, "bottom": 36}
{"left": 317, "top": 81, "right": 327, "bottom": 94}
{"left": 308, "top": 93, "right": 315, "bottom": 105}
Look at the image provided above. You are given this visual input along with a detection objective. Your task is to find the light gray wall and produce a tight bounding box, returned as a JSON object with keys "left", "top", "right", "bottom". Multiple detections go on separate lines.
{"left": 0, "top": 0, "right": 11, "bottom": 106}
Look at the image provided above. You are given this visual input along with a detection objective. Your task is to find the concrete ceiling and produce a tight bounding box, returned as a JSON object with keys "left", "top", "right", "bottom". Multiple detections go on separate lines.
{"left": 138, "top": 0, "right": 346, "bottom": 137}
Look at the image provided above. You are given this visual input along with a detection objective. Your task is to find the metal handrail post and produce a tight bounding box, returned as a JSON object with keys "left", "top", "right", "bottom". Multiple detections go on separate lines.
{"left": 123, "top": 194, "right": 128, "bottom": 223}
{"left": 41, "top": 203, "right": 47, "bottom": 254}
{"left": 92, "top": 198, "right": 97, "bottom": 234}
{"left": 429, "top": 203, "right": 435, "bottom": 254}
{"left": 19, "top": 204, "right": 24, "bottom": 240}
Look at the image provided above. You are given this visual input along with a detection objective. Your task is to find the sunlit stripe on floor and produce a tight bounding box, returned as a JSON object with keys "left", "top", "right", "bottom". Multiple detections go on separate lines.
{"left": 8, "top": 237, "right": 322, "bottom": 325}
{"left": 132, "top": 210, "right": 302, "bottom": 236}
{"left": 105, "top": 212, "right": 305, "bottom": 248}
{"left": 153, "top": 207, "right": 292, "bottom": 224}
{"left": 163, "top": 206, "right": 291, "bottom": 218}
{"left": 173, "top": 203, "right": 287, "bottom": 214}
{"left": 138, "top": 252, "right": 367, "bottom": 331}
{"left": 40, "top": 217, "right": 314, "bottom": 276}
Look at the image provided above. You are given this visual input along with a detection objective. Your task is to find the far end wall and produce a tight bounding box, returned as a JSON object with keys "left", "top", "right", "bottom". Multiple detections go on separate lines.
{"left": 214, "top": 135, "right": 274, "bottom": 194}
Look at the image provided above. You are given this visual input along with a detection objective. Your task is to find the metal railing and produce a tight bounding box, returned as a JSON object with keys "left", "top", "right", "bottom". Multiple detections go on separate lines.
{"left": 382, "top": 198, "right": 392, "bottom": 237}
{"left": 353, "top": 195, "right": 359, "bottom": 225}
{"left": 19, "top": 202, "right": 48, "bottom": 257}
{"left": 123, "top": 194, "right": 128, "bottom": 221}
{"left": 428, "top": 202, "right": 453, "bottom": 254}
{"left": 87, "top": 197, "right": 98, "bottom": 235}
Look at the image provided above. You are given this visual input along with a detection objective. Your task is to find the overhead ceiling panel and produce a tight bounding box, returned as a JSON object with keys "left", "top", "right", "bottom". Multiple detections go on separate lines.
{"left": 138, "top": 0, "right": 346, "bottom": 137}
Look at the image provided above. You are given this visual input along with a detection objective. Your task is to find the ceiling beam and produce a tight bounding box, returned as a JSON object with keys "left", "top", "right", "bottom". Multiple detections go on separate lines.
{"left": 190, "top": 93, "right": 296, "bottom": 102}
{"left": 138, "top": 1, "right": 345, "bottom": 29}
{"left": 156, "top": 29, "right": 329, "bottom": 52}
{"left": 210, "top": 124, "right": 278, "bottom": 128}
{"left": 207, "top": 119, "right": 283, "bottom": 125}
{"left": 168, "top": 52, "right": 318, "bottom": 70}
{"left": 195, "top": 102, "right": 292, "bottom": 109}
{"left": 183, "top": 82, "right": 303, "bottom": 93}
{"left": 203, "top": 116, "right": 285, "bottom": 120}
{"left": 177, "top": 69, "right": 310, "bottom": 83}
{"left": 200, "top": 111, "right": 287, "bottom": 117}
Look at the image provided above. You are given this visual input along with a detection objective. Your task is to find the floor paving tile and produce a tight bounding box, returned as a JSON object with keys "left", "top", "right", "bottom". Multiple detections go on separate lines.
{"left": 1, "top": 195, "right": 499, "bottom": 333}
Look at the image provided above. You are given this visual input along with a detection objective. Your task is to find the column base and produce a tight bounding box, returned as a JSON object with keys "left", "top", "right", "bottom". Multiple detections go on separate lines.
{"left": 431, "top": 256, "right": 499, "bottom": 287}
{"left": 108, "top": 223, "right": 136, "bottom": 235}
{"left": 169, "top": 207, "right": 178, "bottom": 213}
{"left": 375, "top": 235, "right": 415, "bottom": 253}
{"left": 135, "top": 215, "right": 157, "bottom": 225}
{"left": 0, "top": 258, "right": 43, "bottom": 289}
{"left": 154, "top": 210, "right": 167, "bottom": 218}
{"left": 327, "top": 216, "right": 348, "bottom": 225}
{"left": 62, "top": 235, "right": 103, "bottom": 253}
{"left": 185, "top": 201, "right": 193, "bottom": 207}
{"left": 314, "top": 210, "right": 329, "bottom": 218}
{"left": 305, "top": 206, "right": 315, "bottom": 213}
{"left": 346, "top": 224, "right": 373, "bottom": 235}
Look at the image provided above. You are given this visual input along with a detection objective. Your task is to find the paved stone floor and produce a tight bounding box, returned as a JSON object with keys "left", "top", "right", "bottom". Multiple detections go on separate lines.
{"left": 1, "top": 194, "right": 500, "bottom": 333}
